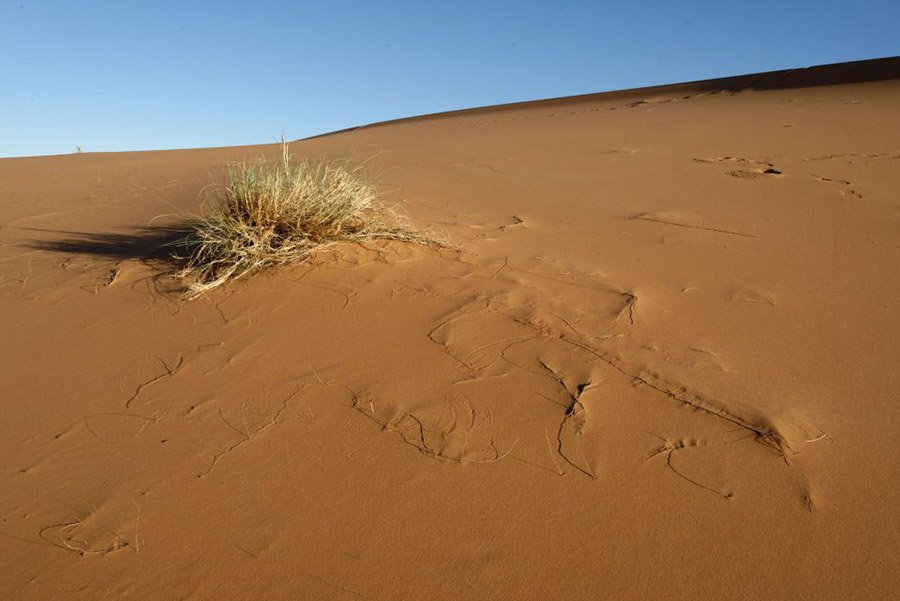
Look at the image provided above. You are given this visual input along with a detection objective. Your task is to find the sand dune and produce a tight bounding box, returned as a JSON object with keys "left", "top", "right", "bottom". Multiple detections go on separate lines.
{"left": 1, "top": 57, "right": 899, "bottom": 600}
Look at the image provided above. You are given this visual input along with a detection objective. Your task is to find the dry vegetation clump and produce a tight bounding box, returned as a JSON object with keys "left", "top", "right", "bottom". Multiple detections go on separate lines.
{"left": 173, "top": 143, "right": 436, "bottom": 295}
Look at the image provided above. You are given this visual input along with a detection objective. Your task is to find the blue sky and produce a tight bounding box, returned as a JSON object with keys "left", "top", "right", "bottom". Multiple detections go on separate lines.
{"left": 1, "top": 1, "right": 897, "bottom": 157}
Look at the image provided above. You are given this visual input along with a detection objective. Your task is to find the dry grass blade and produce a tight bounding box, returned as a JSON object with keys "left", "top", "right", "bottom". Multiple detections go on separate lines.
{"left": 171, "top": 142, "right": 438, "bottom": 296}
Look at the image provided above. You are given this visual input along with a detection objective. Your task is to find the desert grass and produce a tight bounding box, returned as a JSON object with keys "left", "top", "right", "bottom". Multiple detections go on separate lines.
{"left": 172, "top": 142, "right": 436, "bottom": 296}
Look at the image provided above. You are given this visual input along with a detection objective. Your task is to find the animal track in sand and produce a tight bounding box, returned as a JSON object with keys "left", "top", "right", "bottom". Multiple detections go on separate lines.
{"left": 693, "top": 156, "right": 784, "bottom": 179}
{"left": 811, "top": 174, "right": 863, "bottom": 199}
{"left": 594, "top": 148, "right": 646, "bottom": 156}
{"left": 498, "top": 214, "right": 526, "bottom": 231}
{"left": 802, "top": 152, "right": 899, "bottom": 163}
{"left": 726, "top": 168, "right": 783, "bottom": 179}
{"left": 430, "top": 213, "right": 531, "bottom": 243}
{"left": 728, "top": 289, "right": 777, "bottom": 306}
{"left": 197, "top": 382, "right": 314, "bottom": 478}
{"left": 353, "top": 394, "right": 519, "bottom": 465}
{"left": 620, "top": 91, "right": 723, "bottom": 109}
{"left": 39, "top": 519, "right": 130, "bottom": 556}
{"left": 83, "top": 411, "right": 162, "bottom": 443}
{"left": 33, "top": 498, "right": 141, "bottom": 556}
{"left": 644, "top": 434, "right": 738, "bottom": 499}
{"left": 628, "top": 212, "right": 757, "bottom": 238}
{"left": 695, "top": 153, "right": 874, "bottom": 199}
{"left": 372, "top": 255, "right": 818, "bottom": 501}
{"left": 447, "top": 162, "right": 520, "bottom": 174}
{"left": 123, "top": 355, "right": 184, "bottom": 409}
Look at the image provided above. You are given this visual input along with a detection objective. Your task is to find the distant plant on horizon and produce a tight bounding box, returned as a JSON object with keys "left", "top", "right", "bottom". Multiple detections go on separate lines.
{"left": 172, "top": 142, "right": 438, "bottom": 296}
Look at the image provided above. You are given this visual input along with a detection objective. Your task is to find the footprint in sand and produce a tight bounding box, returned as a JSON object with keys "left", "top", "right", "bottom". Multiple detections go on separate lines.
{"left": 726, "top": 167, "right": 783, "bottom": 178}
{"left": 693, "top": 156, "right": 785, "bottom": 179}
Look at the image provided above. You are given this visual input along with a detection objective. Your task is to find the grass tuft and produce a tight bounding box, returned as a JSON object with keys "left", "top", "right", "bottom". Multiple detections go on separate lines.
{"left": 172, "top": 142, "right": 437, "bottom": 296}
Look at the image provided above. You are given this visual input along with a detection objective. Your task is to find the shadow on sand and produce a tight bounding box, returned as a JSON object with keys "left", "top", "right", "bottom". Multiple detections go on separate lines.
{"left": 18, "top": 225, "right": 197, "bottom": 294}
{"left": 22, "top": 225, "right": 190, "bottom": 263}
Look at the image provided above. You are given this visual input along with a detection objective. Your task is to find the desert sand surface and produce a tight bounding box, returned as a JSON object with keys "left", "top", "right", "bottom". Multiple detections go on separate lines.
{"left": 1, "top": 58, "right": 899, "bottom": 600}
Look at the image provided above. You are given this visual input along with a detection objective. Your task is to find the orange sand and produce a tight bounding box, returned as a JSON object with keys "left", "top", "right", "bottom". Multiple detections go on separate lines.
{"left": 1, "top": 58, "right": 898, "bottom": 600}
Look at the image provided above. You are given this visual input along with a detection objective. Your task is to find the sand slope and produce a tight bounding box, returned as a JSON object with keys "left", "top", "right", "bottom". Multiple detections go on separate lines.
{"left": 1, "top": 58, "right": 899, "bottom": 600}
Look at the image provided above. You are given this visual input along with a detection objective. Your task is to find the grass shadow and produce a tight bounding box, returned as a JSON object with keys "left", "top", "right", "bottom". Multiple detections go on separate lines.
{"left": 22, "top": 224, "right": 190, "bottom": 264}
{"left": 19, "top": 225, "right": 198, "bottom": 295}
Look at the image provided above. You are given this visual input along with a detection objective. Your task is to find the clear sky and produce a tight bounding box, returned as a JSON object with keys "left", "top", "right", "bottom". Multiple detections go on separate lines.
{"left": 1, "top": 1, "right": 897, "bottom": 157}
